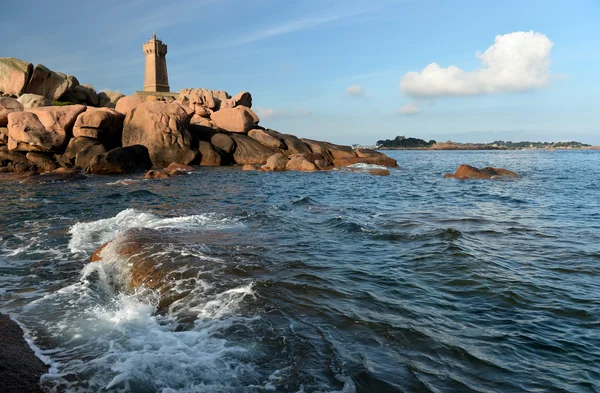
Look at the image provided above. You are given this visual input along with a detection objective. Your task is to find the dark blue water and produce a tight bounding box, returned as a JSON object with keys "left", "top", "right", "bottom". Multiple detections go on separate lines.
{"left": 0, "top": 150, "right": 599, "bottom": 393}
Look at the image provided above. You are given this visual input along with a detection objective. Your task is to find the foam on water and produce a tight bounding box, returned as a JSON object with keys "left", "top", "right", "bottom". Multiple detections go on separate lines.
{"left": 345, "top": 163, "right": 388, "bottom": 170}
{"left": 21, "top": 255, "right": 259, "bottom": 393}
{"left": 68, "top": 208, "right": 240, "bottom": 254}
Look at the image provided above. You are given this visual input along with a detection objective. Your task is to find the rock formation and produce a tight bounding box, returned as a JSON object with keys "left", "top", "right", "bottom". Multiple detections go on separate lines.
{"left": 0, "top": 56, "right": 398, "bottom": 177}
{"left": 444, "top": 164, "right": 520, "bottom": 179}
{"left": 0, "top": 313, "right": 48, "bottom": 393}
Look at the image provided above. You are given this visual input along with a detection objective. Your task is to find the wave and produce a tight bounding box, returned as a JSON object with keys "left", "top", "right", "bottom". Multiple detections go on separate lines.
{"left": 20, "top": 260, "right": 258, "bottom": 392}
{"left": 68, "top": 208, "right": 240, "bottom": 254}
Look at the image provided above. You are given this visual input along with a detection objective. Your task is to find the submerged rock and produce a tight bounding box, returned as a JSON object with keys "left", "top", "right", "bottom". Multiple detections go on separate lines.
{"left": 444, "top": 164, "right": 520, "bottom": 179}
{"left": 20, "top": 168, "right": 86, "bottom": 184}
{"left": 0, "top": 313, "right": 48, "bottom": 393}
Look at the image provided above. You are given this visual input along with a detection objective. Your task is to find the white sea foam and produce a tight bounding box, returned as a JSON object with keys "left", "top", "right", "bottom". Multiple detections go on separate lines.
{"left": 106, "top": 179, "right": 140, "bottom": 186}
{"left": 346, "top": 163, "right": 388, "bottom": 171}
{"left": 21, "top": 259, "right": 259, "bottom": 392}
{"left": 68, "top": 208, "right": 240, "bottom": 254}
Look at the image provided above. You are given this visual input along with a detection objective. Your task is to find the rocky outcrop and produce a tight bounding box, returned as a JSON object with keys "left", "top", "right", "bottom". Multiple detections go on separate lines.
{"left": 86, "top": 145, "right": 152, "bottom": 174}
{"left": 24, "top": 64, "right": 70, "bottom": 100}
{"left": 266, "top": 130, "right": 311, "bottom": 155}
{"left": 20, "top": 168, "right": 86, "bottom": 183}
{"left": 230, "top": 134, "right": 279, "bottom": 165}
{"left": 444, "top": 164, "right": 520, "bottom": 179}
{"left": 98, "top": 91, "right": 124, "bottom": 109}
{"left": 0, "top": 98, "right": 23, "bottom": 126}
{"left": 198, "top": 141, "right": 222, "bottom": 166}
{"left": 75, "top": 143, "right": 106, "bottom": 169}
{"left": 262, "top": 153, "right": 288, "bottom": 171}
{"left": 333, "top": 155, "right": 398, "bottom": 168}
{"left": 61, "top": 136, "right": 100, "bottom": 165}
{"left": 26, "top": 152, "right": 58, "bottom": 172}
{"left": 210, "top": 133, "right": 235, "bottom": 154}
{"left": 17, "top": 94, "right": 52, "bottom": 109}
{"left": 122, "top": 102, "right": 196, "bottom": 166}
{"left": 0, "top": 313, "right": 48, "bottom": 393}
{"left": 144, "top": 169, "right": 172, "bottom": 179}
{"left": 220, "top": 91, "right": 252, "bottom": 109}
{"left": 248, "top": 129, "right": 286, "bottom": 149}
{"left": 178, "top": 88, "right": 231, "bottom": 112}
{"left": 285, "top": 154, "right": 318, "bottom": 171}
{"left": 210, "top": 106, "right": 259, "bottom": 133}
{"left": 73, "top": 107, "right": 124, "bottom": 148}
{"left": 7, "top": 105, "right": 86, "bottom": 153}
{"left": 0, "top": 58, "right": 33, "bottom": 97}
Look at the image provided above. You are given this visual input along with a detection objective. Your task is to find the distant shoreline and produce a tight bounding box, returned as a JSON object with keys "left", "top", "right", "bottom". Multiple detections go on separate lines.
{"left": 377, "top": 146, "right": 600, "bottom": 151}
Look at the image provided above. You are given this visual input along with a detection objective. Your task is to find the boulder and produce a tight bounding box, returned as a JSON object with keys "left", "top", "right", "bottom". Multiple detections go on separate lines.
{"left": 190, "top": 114, "right": 216, "bottom": 128}
{"left": 0, "top": 313, "right": 48, "bottom": 393}
{"left": 69, "top": 84, "right": 98, "bottom": 106}
{"left": 355, "top": 148, "right": 382, "bottom": 158}
{"left": 242, "top": 164, "right": 259, "bottom": 171}
{"left": 444, "top": 164, "right": 520, "bottom": 179}
{"left": 248, "top": 129, "right": 286, "bottom": 149}
{"left": 7, "top": 104, "right": 87, "bottom": 153}
{"left": 333, "top": 155, "right": 398, "bottom": 168}
{"left": 220, "top": 91, "right": 252, "bottom": 109}
{"left": 75, "top": 143, "right": 106, "bottom": 169}
{"left": 210, "top": 133, "right": 235, "bottom": 154}
{"left": 0, "top": 147, "right": 28, "bottom": 164}
{"left": 210, "top": 106, "right": 258, "bottom": 133}
{"left": 198, "top": 141, "right": 221, "bottom": 166}
{"left": 368, "top": 168, "right": 390, "bottom": 176}
{"left": 98, "top": 91, "right": 124, "bottom": 109}
{"left": 144, "top": 169, "right": 171, "bottom": 179}
{"left": 0, "top": 58, "right": 33, "bottom": 96}
{"left": 122, "top": 101, "right": 196, "bottom": 167}
{"left": 262, "top": 153, "right": 288, "bottom": 171}
{"left": 178, "top": 88, "right": 231, "bottom": 112}
{"left": 0, "top": 97, "right": 23, "bottom": 126}
{"left": 86, "top": 145, "right": 152, "bottom": 174}
{"left": 230, "top": 134, "right": 279, "bottom": 165}
{"left": 61, "top": 136, "right": 100, "bottom": 164}
{"left": 26, "top": 152, "right": 58, "bottom": 172}
{"left": 73, "top": 107, "right": 124, "bottom": 147}
{"left": 301, "top": 139, "right": 356, "bottom": 160}
{"left": 20, "top": 168, "right": 86, "bottom": 183}
{"left": 0, "top": 127, "right": 7, "bottom": 143}
{"left": 115, "top": 94, "right": 144, "bottom": 115}
{"left": 166, "top": 162, "right": 194, "bottom": 172}
{"left": 24, "top": 64, "right": 70, "bottom": 100}
{"left": 266, "top": 130, "right": 311, "bottom": 155}
{"left": 286, "top": 154, "right": 318, "bottom": 171}
{"left": 17, "top": 94, "right": 52, "bottom": 109}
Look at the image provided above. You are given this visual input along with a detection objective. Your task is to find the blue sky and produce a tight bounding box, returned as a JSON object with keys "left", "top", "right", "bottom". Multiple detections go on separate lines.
{"left": 2, "top": 0, "right": 599, "bottom": 144}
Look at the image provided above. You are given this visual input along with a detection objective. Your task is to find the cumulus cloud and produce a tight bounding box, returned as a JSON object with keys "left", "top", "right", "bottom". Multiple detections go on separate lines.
{"left": 400, "top": 31, "right": 554, "bottom": 98}
{"left": 255, "top": 107, "right": 312, "bottom": 120}
{"left": 396, "top": 102, "right": 421, "bottom": 115}
{"left": 345, "top": 84, "right": 366, "bottom": 97}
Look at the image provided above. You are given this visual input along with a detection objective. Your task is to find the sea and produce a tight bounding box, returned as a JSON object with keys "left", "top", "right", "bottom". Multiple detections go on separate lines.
{"left": 0, "top": 150, "right": 598, "bottom": 393}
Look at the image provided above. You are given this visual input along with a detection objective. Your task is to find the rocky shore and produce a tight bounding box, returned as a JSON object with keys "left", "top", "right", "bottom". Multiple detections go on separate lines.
{"left": 0, "top": 57, "right": 397, "bottom": 181}
{"left": 0, "top": 314, "right": 48, "bottom": 393}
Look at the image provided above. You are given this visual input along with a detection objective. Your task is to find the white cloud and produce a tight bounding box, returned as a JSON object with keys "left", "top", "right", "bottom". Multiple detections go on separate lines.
{"left": 400, "top": 31, "right": 554, "bottom": 98}
{"left": 255, "top": 107, "right": 312, "bottom": 120}
{"left": 345, "top": 84, "right": 365, "bottom": 97}
{"left": 397, "top": 102, "right": 421, "bottom": 115}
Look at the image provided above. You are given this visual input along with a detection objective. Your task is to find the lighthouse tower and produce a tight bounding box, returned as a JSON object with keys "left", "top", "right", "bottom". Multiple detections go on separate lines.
{"left": 143, "top": 32, "right": 170, "bottom": 92}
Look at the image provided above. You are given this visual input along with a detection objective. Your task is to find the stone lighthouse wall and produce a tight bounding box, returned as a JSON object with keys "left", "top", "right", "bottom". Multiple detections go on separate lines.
{"left": 143, "top": 35, "right": 170, "bottom": 92}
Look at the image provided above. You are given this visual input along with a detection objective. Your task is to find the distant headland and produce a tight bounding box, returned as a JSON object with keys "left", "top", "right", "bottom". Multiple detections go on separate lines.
{"left": 371, "top": 136, "right": 598, "bottom": 150}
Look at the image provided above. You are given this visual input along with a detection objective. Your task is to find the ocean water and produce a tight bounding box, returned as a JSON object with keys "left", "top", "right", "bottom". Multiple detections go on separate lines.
{"left": 0, "top": 150, "right": 599, "bottom": 393}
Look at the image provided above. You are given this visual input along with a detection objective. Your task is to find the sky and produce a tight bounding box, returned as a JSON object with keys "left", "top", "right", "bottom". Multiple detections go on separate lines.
{"left": 2, "top": 0, "right": 599, "bottom": 145}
